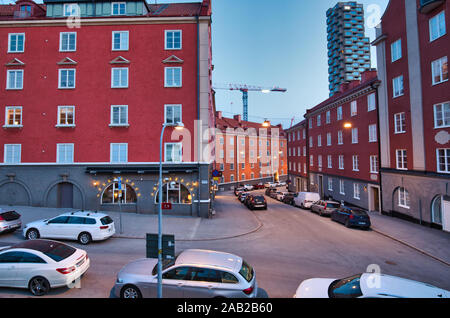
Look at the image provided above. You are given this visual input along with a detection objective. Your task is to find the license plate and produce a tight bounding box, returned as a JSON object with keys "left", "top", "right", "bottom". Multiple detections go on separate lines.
{"left": 358, "top": 222, "right": 366, "bottom": 225}
{"left": 255, "top": 205, "right": 264, "bottom": 207}
{"left": 9, "top": 224, "right": 20, "bottom": 229}
{"left": 76, "top": 258, "right": 85, "bottom": 267}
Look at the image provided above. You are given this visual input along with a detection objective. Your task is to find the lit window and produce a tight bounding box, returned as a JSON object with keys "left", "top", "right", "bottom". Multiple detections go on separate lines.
{"left": 57, "top": 106, "right": 75, "bottom": 126}
{"left": 102, "top": 183, "right": 137, "bottom": 204}
{"left": 4, "top": 106, "right": 22, "bottom": 127}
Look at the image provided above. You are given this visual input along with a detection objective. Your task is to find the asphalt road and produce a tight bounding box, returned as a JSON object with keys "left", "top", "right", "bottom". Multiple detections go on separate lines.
{"left": 0, "top": 190, "right": 449, "bottom": 298}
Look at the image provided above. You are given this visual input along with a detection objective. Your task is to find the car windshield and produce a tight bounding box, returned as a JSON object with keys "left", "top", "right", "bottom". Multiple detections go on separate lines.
{"left": 100, "top": 216, "right": 114, "bottom": 225}
{"left": 350, "top": 208, "right": 367, "bottom": 216}
{"left": 152, "top": 256, "right": 178, "bottom": 276}
{"left": 12, "top": 240, "right": 76, "bottom": 262}
{"left": 254, "top": 196, "right": 264, "bottom": 202}
{"left": 326, "top": 203, "right": 341, "bottom": 209}
{"left": 328, "top": 274, "right": 363, "bottom": 298}
{"left": 239, "top": 261, "right": 254, "bottom": 283}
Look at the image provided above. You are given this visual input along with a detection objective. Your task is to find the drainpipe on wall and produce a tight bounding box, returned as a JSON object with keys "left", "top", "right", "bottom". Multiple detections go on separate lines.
{"left": 373, "top": 81, "right": 383, "bottom": 215}
{"left": 196, "top": 14, "right": 201, "bottom": 218}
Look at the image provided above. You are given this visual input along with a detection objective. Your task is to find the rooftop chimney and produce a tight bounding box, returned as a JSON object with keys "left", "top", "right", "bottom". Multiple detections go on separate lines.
{"left": 216, "top": 111, "right": 222, "bottom": 119}
{"left": 233, "top": 114, "right": 242, "bottom": 123}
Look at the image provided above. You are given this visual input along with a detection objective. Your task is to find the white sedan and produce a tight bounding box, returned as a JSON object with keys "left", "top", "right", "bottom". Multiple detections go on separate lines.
{"left": 294, "top": 273, "right": 450, "bottom": 298}
{"left": 0, "top": 239, "right": 89, "bottom": 296}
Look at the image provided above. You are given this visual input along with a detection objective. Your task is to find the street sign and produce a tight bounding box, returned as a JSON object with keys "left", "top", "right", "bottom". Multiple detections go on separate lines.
{"left": 162, "top": 202, "right": 172, "bottom": 210}
{"left": 212, "top": 169, "right": 220, "bottom": 177}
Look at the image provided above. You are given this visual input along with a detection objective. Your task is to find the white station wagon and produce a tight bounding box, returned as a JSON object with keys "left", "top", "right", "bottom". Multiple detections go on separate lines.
{"left": 23, "top": 211, "right": 115, "bottom": 245}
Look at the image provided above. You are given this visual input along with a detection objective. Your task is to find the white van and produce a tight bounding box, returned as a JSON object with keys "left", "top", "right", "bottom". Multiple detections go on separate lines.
{"left": 294, "top": 192, "right": 321, "bottom": 209}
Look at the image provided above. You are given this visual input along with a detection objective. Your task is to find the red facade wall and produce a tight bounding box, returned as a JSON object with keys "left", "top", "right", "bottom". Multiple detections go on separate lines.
{"left": 286, "top": 122, "right": 307, "bottom": 179}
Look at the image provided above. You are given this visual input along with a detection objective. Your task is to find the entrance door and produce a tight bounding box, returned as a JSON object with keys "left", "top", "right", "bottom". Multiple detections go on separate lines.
{"left": 58, "top": 183, "right": 73, "bottom": 208}
{"left": 369, "top": 186, "right": 380, "bottom": 212}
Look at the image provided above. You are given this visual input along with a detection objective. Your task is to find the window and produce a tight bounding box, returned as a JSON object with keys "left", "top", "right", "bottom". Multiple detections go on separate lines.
{"left": 396, "top": 149, "right": 407, "bottom": 170}
{"left": 369, "top": 124, "right": 377, "bottom": 142}
{"left": 165, "top": 30, "right": 182, "bottom": 50}
{"left": 327, "top": 133, "right": 331, "bottom": 146}
{"left": 58, "top": 69, "right": 75, "bottom": 89}
{"left": 309, "top": 136, "right": 313, "bottom": 147}
{"left": 350, "top": 101, "right": 357, "bottom": 116}
{"left": 110, "top": 143, "right": 128, "bottom": 163}
{"left": 429, "top": 11, "right": 446, "bottom": 42}
{"left": 431, "top": 56, "right": 448, "bottom": 85}
{"left": 112, "top": 31, "right": 129, "bottom": 51}
{"left": 370, "top": 155, "right": 378, "bottom": 174}
{"left": 155, "top": 182, "right": 191, "bottom": 204}
{"left": 318, "top": 155, "right": 322, "bottom": 168}
{"left": 337, "top": 106, "right": 343, "bottom": 121}
{"left": 317, "top": 135, "right": 322, "bottom": 147}
{"left": 328, "top": 155, "right": 332, "bottom": 168}
{"left": 57, "top": 144, "right": 74, "bottom": 164}
{"left": 57, "top": 106, "right": 75, "bottom": 126}
{"left": 4, "top": 144, "right": 21, "bottom": 164}
{"left": 353, "top": 183, "right": 360, "bottom": 200}
{"left": 352, "top": 155, "right": 359, "bottom": 171}
{"left": 8, "top": 33, "right": 25, "bottom": 53}
{"left": 394, "top": 113, "right": 406, "bottom": 133}
{"left": 63, "top": 3, "right": 80, "bottom": 17}
{"left": 339, "top": 155, "right": 344, "bottom": 170}
{"left": 391, "top": 39, "right": 402, "bottom": 62}
{"left": 367, "top": 93, "right": 376, "bottom": 111}
{"left": 328, "top": 178, "right": 333, "bottom": 191}
{"left": 111, "top": 68, "right": 128, "bottom": 88}
{"left": 310, "top": 155, "right": 314, "bottom": 167}
{"left": 437, "top": 149, "right": 450, "bottom": 173}
{"left": 165, "top": 143, "right": 182, "bottom": 162}
{"left": 326, "top": 111, "right": 331, "bottom": 124}
{"left": 338, "top": 130, "right": 343, "bottom": 145}
{"left": 5, "top": 106, "right": 22, "bottom": 127}
{"left": 111, "top": 105, "right": 128, "bottom": 126}
{"left": 60, "top": 32, "right": 76, "bottom": 52}
{"left": 339, "top": 179, "right": 345, "bottom": 195}
{"left": 317, "top": 115, "right": 321, "bottom": 127}
{"left": 303, "top": 146, "right": 306, "bottom": 157}
{"left": 230, "top": 175, "right": 234, "bottom": 182}
{"left": 398, "top": 187, "right": 410, "bottom": 209}
{"left": 434, "top": 102, "right": 450, "bottom": 128}
{"left": 351, "top": 128, "right": 358, "bottom": 144}
{"left": 165, "top": 104, "right": 182, "bottom": 125}
{"left": 230, "top": 163, "right": 234, "bottom": 170}
{"left": 112, "top": 2, "right": 126, "bottom": 15}
{"left": 6, "top": 70, "right": 23, "bottom": 89}
{"left": 165, "top": 67, "right": 182, "bottom": 87}
{"left": 102, "top": 183, "right": 137, "bottom": 204}
{"left": 393, "top": 75, "right": 404, "bottom": 98}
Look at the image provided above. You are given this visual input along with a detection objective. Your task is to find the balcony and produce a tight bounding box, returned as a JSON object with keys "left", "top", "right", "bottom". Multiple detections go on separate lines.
{"left": 419, "top": 0, "right": 445, "bottom": 14}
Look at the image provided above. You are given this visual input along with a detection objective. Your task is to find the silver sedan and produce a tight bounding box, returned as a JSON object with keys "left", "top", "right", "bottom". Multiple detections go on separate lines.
{"left": 114, "top": 249, "right": 258, "bottom": 298}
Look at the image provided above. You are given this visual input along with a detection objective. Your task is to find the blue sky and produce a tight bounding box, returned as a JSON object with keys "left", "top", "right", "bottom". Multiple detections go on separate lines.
{"left": 6, "top": 0, "right": 389, "bottom": 128}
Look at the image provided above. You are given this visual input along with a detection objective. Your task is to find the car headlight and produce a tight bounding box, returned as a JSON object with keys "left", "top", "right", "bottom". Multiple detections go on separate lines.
{"left": 116, "top": 277, "right": 123, "bottom": 284}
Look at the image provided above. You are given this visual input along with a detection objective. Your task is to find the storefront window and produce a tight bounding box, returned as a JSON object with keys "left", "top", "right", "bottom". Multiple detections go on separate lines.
{"left": 102, "top": 183, "right": 137, "bottom": 204}
{"left": 156, "top": 182, "right": 192, "bottom": 204}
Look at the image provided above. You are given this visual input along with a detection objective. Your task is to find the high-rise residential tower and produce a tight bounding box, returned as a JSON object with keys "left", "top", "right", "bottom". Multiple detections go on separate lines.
{"left": 327, "top": 2, "right": 371, "bottom": 96}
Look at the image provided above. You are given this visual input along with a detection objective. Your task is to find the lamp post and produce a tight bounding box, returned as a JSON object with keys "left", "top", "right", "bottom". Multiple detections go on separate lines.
{"left": 157, "top": 121, "right": 184, "bottom": 299}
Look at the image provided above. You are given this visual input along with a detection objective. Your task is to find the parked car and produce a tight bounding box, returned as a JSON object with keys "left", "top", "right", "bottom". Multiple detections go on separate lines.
{"left": 293, "top": 192, "right": 321, "bottom": 209}
{"left": 270, "top": 191, "right": 281, "bottom": 200}
{"left": 115, "top": 249, "right": 258, "bottom": 298}
{"left": 294, "top": 273, "right": 450, "bottom": 298}
{"left": 254, "top": 183, "right": 265, "bottom": 190}
{"left": 0, "top": 209, "right": 22, "bottom": 234}
{"left": 23, "top": 211, "right": 115, "bottom": 245}
{"left": 331, "top": 206, "right": 371, "bottom": 229}
{"left": 276, "top": 191, "right": 289, "bottom": 201}
{"left": 265, "top": 188, "right": 277, "bottom": 196}
{"left": 247, "top": 195, "right": 267, "bottom": 210}
{"left": 310, "top": 200, "right": 341, "bottom": 217}
{"left": 264, "top": 182, "right": 277, "bottom": 188}
{"left": 234, "top": 187, "right": 245, "bottom": 196}
{"left": 282, "top": 192, "right": 298, "bottom": 205}
{"left": 243, "top": 194, "right": 254, "bottom": 207}
{"left": 0, "top": 239, "right": 90, "bottom": 296}
{"left": 243, "top": 184, "right": 254, "bottom": 191}
{"left": 238, "top": 192, "right": 249, "bottom": 203}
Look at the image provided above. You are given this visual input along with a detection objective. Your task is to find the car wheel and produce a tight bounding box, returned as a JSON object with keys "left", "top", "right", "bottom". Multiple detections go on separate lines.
{"left": 78, "top": 232, "right": 92, "bottom": 245}
{"left": 121, "top": 285, "right": 142, "bottom": 299}
{"left": 345, "top": 220, "right": 352, "bottom": 228}
{"left": 26, "top": 228, "right": 40, "bottom": 240}
{"left": 319, "top": 210, "right": 323, "bottom": 217}
{"left": 29, "top": 276, "right": 50, "bottom": 296}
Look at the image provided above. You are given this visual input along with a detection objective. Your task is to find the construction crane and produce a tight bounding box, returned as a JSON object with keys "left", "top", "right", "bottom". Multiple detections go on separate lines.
{"left": 213, "top": 84, "right": 287, "bottom": 121}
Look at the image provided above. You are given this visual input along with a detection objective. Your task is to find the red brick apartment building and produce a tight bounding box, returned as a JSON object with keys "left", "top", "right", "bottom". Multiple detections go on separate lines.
{"left": 304, "top": 70, "right": 381, "bottom": 212}
{"left": 373, "top": 0, "right": 450, "bottom": 230}
{"left": 286, "top": 120, "right": 308, "bottom": 192}
{"left": 214, "top": 111, "right": 288, "bottom": 190}
{"left": 0, "top": 0, "right": 215, "bottom": 217}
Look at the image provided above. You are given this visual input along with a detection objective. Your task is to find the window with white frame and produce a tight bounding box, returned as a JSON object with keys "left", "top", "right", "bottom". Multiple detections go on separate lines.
{"left": 6, "top": 70, "right": 23, "bottom": 89}
{"left": 58, "top": 69, "right": 76, "bottom": 89}
{"left": 230, "top": 175, "right": 234, "bottom": 182}
{"left": 351, "top": 128, "right": 358, "bottom": 144}
{"left": 298, "top": 163, "right": 301, "bottom": 172}
{"left": 60, "top": 32, "right": 76, "bottom": 52}
{"left": 350, "top": 101, "right": 357, "bottom": 116}
{"left": 297, "top": 147, "right": 301, "bottom": 157}
{"left": 303, "top": 129, "right": 306, "bottom": 139}
{"left": 292, "top": 148, "right": 296, "bottom": 157}
{"left": 288, "top": 148, "right": 291, "bottom": 157}
{"left": 327, "top": 155, "right": 332, "bottom": 168}
{"left": 326, "top": 111, "right": 331, "bottom": 124}
{"left": 112, "top": 31, "right": 129, "bottom": 51}
{"left": 429, "top": 11, "right": 446, "bottom": 42}
{"left": 112, "top": 2, "right": 126, "bottom": 15}
{"left": 327, "top": 133, "right": 331, "bottom": 146}
{"left": 165, "top": 30, "right": 182, "bottom": 50}
{"left": 8, "top": 33, "right": 25, "bottom": 53}
{"left": 317, "top": 114, "right": 321, "bottom": 126}
{"left": 165, "top": 104, "right": 182, "bottom": 125}
{"left": 317, "top": 135, "right": 322, "bottom": 147}
{"left": 57, "top": 144, "right": 74, "bottom": 164}
{"left": 393, "top": 75, "right": 404, "bottom": 98}
{"left": 309, "top": 118, "right": 313, "bottom": 128}
{"left": 337, "top": 106, "right": 343, "bottom": 121}
{"left": 352, "top": 155, "right": 359, "bottom": 171}
{"left": 111, "top": 68, "right": 128, "bottom": 88}
{"left": 431, "top": 56, "right": 448, "bottom": 85}
{"left": 394, "top": 112, "right": 406, "bottom": 133}
{"left": 165, "top": 143, "right": 182, "bottom": 162}
{"left": 338, "top": 130, "right": 343, "bottom": 145}
{"left": 328, "top": 178, "right": 333, "bottom": 191}
{"left": 111, "top": 105, "right": 128, "bottom": 126}
{"left": 57, "top": 106, "right": 75, "bottom": 126}
{"left": 398, "top": 187, "right": 410, "bottom": 208}
{"left": 110, "top": 143, "right": 128, "bottom": 163}
{"left": 4, "top": 144, "right": 21, "bottom": 164}
{"left": 310, "top": 155, "right": 314, "bottom": 167}
{"left": 165, "top": 67, "right": 182, "bottom": 87}
{"left": 303, "top": 163, "right": 306, "bottom": 174}
{"left": 437, "top": 149, "right": 450, "bottom": 173}
{"left": 396, "top": 149, "right": 407, "bottom": 170}
{"left": 63, "top": 3, "right": 80, "bottom": 17}
{"left": 230, "top": 163, "right": 234, "bottom": 170}
{"left": 434, "top": 102, "right": 450, "bottom": 128}
{"left": 368, "top": 93, "right": 376, "bottom": 111}
{"left": 339, "top": 179, "right": 345, "bottom": 194}
{"left": 292, "top": 132, "right": 295, "bottom": 141}
{"left": 353, "top": 183, "right": 360, "bottom": 200}
{"left": 297, "top": 130, "right": 300, "bottom": 140}
{"left": 219, "top": 149, "right": 224, "bottom": 159}
{"left": 339, "top": 155, "right": 344, "bottom": 170}
{"left": 369, "top": 124, "right": 377, "bottom": 142}
{"left": 5, "top": 106, "right": 22, "bottom": 127}
{"left": 370, "top": 155, "right": 379, "bottom": 174}
{"left": 309, "top": 136, "right": 313, "bottom": 147}
{"left": 318, "top": 155, "right": 322, "bottom": 168}
{"left": 391, "top": 39, "right": 402, "bottom": 62}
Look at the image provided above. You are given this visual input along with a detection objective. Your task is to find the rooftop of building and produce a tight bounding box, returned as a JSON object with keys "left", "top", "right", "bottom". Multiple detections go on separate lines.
{"left": 215, "top": 112, "right": 286, "bottom": 138}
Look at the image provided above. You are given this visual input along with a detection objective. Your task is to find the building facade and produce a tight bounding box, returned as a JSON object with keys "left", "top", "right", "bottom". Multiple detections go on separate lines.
{"left": 286, "top": 120, "right": 308, "bottom": 193}
{"left": 0, "top": 0, "right": 215, "bottom": 218}
{"left": 303, "top": 70, "right": 381, "bottom": 212}
{"left": 214, "top": 112, "right": 288, "bottom": 191}
{"left": 326, "top": 1, "right": 371, "bottom": 96}
{"left": 373, "top": 0, "right": 450, "bottom": 230}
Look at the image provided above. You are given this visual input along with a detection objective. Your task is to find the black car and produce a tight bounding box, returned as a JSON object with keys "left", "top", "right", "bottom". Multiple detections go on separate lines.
{"left": 282, "top": 192, "right": 297, "bottom": 205}
{"left": 331, "top": 206, "right": 371, "bottom": 229}
{"left": 247, "top": 195, "right": 267, "bottom": 210}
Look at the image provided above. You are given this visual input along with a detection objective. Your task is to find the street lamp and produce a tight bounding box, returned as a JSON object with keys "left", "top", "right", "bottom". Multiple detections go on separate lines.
{"left": 157, "top": 121, "right": 184, "bottom": 299}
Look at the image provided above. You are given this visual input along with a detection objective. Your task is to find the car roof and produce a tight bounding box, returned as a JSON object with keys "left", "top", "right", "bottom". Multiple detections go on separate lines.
{"left": 5, "top": 239, "right": 73, "bottom": 254}
{"left": 176, "top": 249, "right": 243, "bottom": 272}
{"left": 60, "top": 211, "right": 109, "bottom": 218}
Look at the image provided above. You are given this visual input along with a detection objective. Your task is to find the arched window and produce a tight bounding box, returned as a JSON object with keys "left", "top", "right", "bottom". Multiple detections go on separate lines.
{"left": 102, "top": 183, "right": 137, "bottom": 204}
{"left": 397, "top": 187, "right": 410, "bottom": 209}
{"left": 155, "top": 182, "right": 192, "bottom": 204}
{"left": 431, "top": 195, "right": 443, "bottom": 225}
